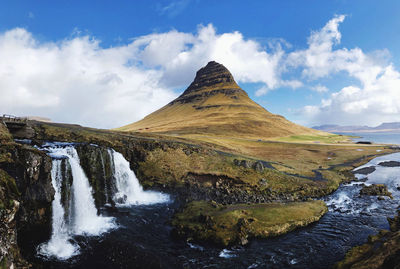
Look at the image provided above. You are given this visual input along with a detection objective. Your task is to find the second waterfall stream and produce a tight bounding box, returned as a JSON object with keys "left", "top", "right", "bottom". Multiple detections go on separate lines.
{"left": 38, "top": 144, "right": 169, "bottom": 260}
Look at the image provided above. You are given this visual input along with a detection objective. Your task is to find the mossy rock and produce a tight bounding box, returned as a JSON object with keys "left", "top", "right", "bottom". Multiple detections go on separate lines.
{"left": 360, "top": 184, "right": 393, "bottom": 199}
{"left": 172, "top": 200, "right": 328, "bottom": 247}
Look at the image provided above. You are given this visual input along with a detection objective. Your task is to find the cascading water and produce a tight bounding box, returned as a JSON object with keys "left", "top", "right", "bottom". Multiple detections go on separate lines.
{"left": 38, "top": 146, "right": 116, "bottom": 260}
{"left": 37, "top": 159, "right": 79, "bottom": 260}
{"left": 108, "top": 149, "right": 170, "bottom": 205}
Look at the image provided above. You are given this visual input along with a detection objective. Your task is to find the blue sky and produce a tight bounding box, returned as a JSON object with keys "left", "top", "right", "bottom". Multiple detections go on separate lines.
{"left": 1, "top": 1, "right": 400, "bottom": 128}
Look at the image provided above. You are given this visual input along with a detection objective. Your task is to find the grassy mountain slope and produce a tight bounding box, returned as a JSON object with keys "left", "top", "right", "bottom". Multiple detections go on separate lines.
{"left": 117, "top": 61, "right": 327, "bottom": 140}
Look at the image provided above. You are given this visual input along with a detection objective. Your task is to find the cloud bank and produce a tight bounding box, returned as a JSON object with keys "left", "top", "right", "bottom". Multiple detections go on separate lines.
{"left": 0, "top": 16, "right": 399, "bottom": 128}
{"left": 293, "top": 15, "right": 400, "bottom": 126}
{"left": 0, "top": 24, "right": 289, "bottom": 128}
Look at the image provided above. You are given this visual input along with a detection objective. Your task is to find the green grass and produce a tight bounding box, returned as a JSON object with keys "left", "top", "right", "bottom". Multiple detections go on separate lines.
{"left": 0, "top": 257, "right": 7, "bottom": 269}
{"left": 0, "top": 123, "right": 12, "bottom": 143}
{"left": 276, "top": 134, "right": 350, "bottom": 143}
{"left": 0, "top": 169, "right": 20, "bottom": 210}
{"left": 173, "top": 200, "right": 328, "bottom": 246}
{"left": 28, "top": 122, "right": 398, "bottom": 199}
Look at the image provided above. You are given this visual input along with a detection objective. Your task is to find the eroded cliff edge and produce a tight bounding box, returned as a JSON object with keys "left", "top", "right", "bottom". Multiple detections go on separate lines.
{"left": 0, "top": 122, "right": 54, "bottom": 268}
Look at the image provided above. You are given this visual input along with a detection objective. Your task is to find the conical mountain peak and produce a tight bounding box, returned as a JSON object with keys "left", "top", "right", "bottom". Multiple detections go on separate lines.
{"left": 172, "top": 61, "right": 245, "bottom": 105}
{"left": 185, "top": 61, "right": 238, "bottom": 93}
{"left": 118, "top": 61, "right": 320, "bottom": 140}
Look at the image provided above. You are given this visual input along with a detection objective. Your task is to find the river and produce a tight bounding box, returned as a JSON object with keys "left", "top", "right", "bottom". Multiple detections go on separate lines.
{"left": 34, "top": 134, "right": 400, "bottom": 268}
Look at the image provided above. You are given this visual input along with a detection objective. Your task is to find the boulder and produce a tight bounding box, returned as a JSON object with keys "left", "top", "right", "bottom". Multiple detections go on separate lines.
{"left": 360, "top": 184, "right": 393, "bottom": 199}
{"left": 353, "top": 166, "right": 376, "bottom": 175}
{"left": 253, "top": 161, "right": 264, "bottom": 172}
{"left": 378, "top": 161, "right": 400, "bottom": 167}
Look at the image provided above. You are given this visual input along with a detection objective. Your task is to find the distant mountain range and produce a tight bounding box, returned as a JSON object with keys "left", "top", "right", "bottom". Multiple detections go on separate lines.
{"left": 313, "top": 122, "right": 400, "bottom": 133}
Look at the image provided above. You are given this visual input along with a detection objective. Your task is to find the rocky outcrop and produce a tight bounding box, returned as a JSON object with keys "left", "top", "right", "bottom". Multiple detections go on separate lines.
{"left": 172, "top": 200, "right": 328, "bottom": 247}
{"left": 353, "top": 166, "right": 376, "bottom": 175}
{"left": 359, "top": 184, "right": 393, "bottom": 199}
{"left": 0, "top": 124, "right": 53, "bottom": 267}
{"left": 3, "top": 145, "right": 54, "bottom": 263}
{"left": 169, "top": 61, "right": 245, "bottom": 105}
{"left": 378, "top": 161, "right": 400, "bottom": 167}
{"left": 75, "top": 144, "right": 115, "bottom": 207}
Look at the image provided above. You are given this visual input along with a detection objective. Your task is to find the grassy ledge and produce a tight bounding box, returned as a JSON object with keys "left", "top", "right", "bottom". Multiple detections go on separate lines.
{"left": 172, "top": 200, "right": 328, "bottom": 246}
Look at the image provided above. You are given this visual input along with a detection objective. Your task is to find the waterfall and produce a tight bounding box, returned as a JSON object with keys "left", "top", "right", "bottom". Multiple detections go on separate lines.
{"left": 109, "top": 149, "right": 170, "bottom": 205}
{"left": 66, "top": 147, "right": 115, "bottom": 235}
{"left": 38, "top": 146, "right": 116, "bottom": 260}
{"left": 37, "top": 159, "right": 79, "bottom": 260}
{"left": 38, "top": 144, "right": 168, "bottom": 260}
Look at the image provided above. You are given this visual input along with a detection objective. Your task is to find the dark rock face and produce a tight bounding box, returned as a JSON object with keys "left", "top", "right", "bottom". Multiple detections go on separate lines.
{"left": 75, "top": 144, "right": 116, "bottom": 207}
{"left": 181, "top": 172, "right": 294, "bottom": 205}
{"left": 10, "top": 146, "right": 54, "bottom": 227}
{"left": 356, "top": 141, "right": 372, "bottom": 145}
{"left": 59, "top": 158, "right": 73, "bottom": 219}
{"left": 0, "top": 141, "right": 54, "bottom": 267}
{"left": 378, "top": 161, "right": 400, "bottom": 167}
{"left": 184, "top": 61, "right": 238, "bottom": 94}
{"left": 8, "top": 146, "right": 54, "bottom": 261}
{"left": 169, "top": 61, "right": 246, "bottom": 105}
{"left": 359, "top": 184, "right": 393, "bottom": 199}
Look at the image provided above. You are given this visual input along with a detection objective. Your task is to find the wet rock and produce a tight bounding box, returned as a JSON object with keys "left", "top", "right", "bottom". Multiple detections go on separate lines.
{"left": 388, "top": 213, "right": 400, "bottom": 232}
{"left": 353, "top": 166, "right": 376, "bottom": 175}
{"left": 360, "top": 184, "right": 393, "bottom": 199}
{"left": 378, "top": 161, "right": 400, "bottom": 167}
{"left": 75, "top": 144, "right": 115, "bottom": 207}
{"left": 0, "top": 143, "right": 53, "bottom": 267}
{"left": 237, "top": 218, "right": 250, "bottom": 245}
{"left": 356, "top": 141, "right": 372, "bottom": 144}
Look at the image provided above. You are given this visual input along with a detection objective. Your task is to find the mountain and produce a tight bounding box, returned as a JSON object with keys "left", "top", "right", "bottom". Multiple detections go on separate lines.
{"left": 118, "top": 61, "right": 324, "bottom": 139}
{"left": 313, "top": 122, "right": 400, "bottom": 133}
{"left": 312, "top": 125, "right": 372, "bottom": 132}
{"left": 376, "top": 122, "right": 400, "bottom": 130}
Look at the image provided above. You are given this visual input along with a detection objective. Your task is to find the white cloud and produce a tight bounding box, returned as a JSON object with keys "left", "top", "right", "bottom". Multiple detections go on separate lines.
{"left": 255, "top": 86, "right": 269, "bottom": 97}
{"left": 133, "top": 24, "right": 286, "bottom": 90}
{"left": 158, "top": 0, "right": 192, "bottom": 18}
{"left": 0, "top": 28, "right": 177, "bottom": 128}
{"left": 293, "top": 15, "right": 400, "bottom": 126}
{"left": 311, "top": 84, "right": 328, "bottom": 93}
{"left": 0, "top": 25, "right": 287, "bottom": 128}
{"left": 1, "top": 16, "right": 400, "bottom": 128}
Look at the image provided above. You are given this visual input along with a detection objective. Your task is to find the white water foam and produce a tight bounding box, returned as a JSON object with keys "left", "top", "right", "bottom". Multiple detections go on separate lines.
{"left": 353, "top": 152, "right": 400, "bottom": 197}
{"left": 38, "top": 146, "right": 116, "bottom": 260}
{"left": 326, "top": 191, "right": 351, "bottom": 207}
{"left": 37, "top": 160, "right": 79, "bottom": 260}
{"left": 219, "top": 249, "right": 237, "bottom": 258}
{"left": 109, "top": 149, "right": 170, "bottom": 206}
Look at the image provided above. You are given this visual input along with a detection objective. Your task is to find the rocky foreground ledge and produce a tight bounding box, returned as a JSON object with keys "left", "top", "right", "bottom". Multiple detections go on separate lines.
{"left": 335, "top": 211, "right": 400, "bottom": 269}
